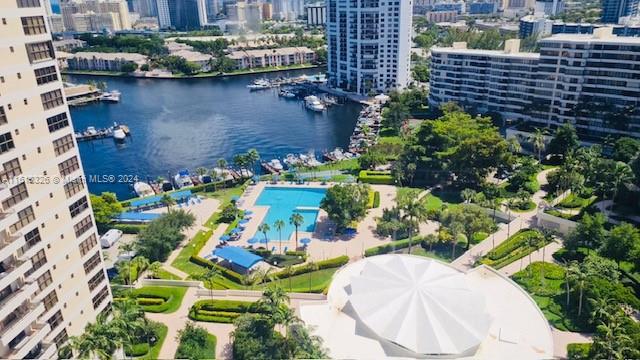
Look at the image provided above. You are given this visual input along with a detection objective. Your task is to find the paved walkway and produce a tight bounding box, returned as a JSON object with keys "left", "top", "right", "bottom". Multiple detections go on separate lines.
{"left": 500, "top": 241, "right": 563, "bottom": 277}
{"left": 551, "top": 329, "right": 593, "bottom": 359}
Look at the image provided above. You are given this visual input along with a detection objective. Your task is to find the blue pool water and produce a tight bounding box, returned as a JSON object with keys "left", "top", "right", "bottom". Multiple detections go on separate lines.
{"left": 254, "top": 187, "right": 327, "bottom": 241}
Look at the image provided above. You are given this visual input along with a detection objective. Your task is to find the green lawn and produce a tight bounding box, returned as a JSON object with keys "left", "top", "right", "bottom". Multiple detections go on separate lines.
{"left": 480, "top": 229, "right": 546, "bottom": 269}
{"left": 171, "top": 229, "right": 214, "bottom": 276}
{"left": 423, "top": 194, "right": 444, "bottom": 211}
{"left": 298, "top": 158, "right": 360, "bottom": 173}
{"left": 202, "top": 186, "right": 246, "bottom": 229}
{"left": 124, "top": 286, "right": 188, "bottom": 314}
{"left": 256, "top": 268, "right": 338, "bottom": 293}
{"left": 154, "top": 268, "right": 182, "bottom": 280}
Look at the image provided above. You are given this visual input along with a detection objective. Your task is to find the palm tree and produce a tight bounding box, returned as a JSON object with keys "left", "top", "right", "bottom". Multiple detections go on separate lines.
{"left": 401, "top": 197, "right": 428, "bottom": 254}
{"left": 448, "top": 223, "right": 464, "bottom": 259}
{"left": 289, "top": 213, "right": 304, "bottom": 250}
{"left": 539, "top": 228, "right": 555, "bottom": 284}
{"left": 507, "top": 137, "right": 522, "bottom": 154}
{"left": 259, "top": 285, "right": 290, "bottom": 319}
{"left": 160, "top": 193, "right": 175, "bottom": 211}
{"left": 609, "top": 162, "right": 634, "bottom": 208}
{"left": 147, "top": 261, "right": 162, "bottom": 279}
{"left": 246, "top": 148, "right": 260, "bottom": 173}
{"left": 461, "top": 188, "right": 476, "bottom": 204}
{"left": 195, "top": 167, "right": 208, "bottom": 177}
{"left": 217, "top": 158, "right": 227, "bottom": 178}
{"left": 274, "top": 219, "right": 285, "bottom": 253}
{"left": 284, "top": 265, "right": 294, "bottom": 292}
{"left": 196, "top": 267, "right": 219, "bottom": 300}
{"left": 532, "top": 129, "right": 545, "bottom": 162}
{"left": 258, "top": 223, "right": 271, "bottom": 243}
{"left": 568, "top": 261, "right": 588, "bottom": 317}
{"left": 131, "top": 256, "right": 150, "bottom": 283}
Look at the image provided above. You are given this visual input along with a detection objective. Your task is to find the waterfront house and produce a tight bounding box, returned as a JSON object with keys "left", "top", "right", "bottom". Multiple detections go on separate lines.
{"left": 228, "top": 47, "right": 316, "bottom": 70}
{"left": 67, "top": 52, "right": 148, "bottom": 72}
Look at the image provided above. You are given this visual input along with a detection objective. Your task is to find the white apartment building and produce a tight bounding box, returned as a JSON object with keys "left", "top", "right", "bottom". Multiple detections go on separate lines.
{"left": 326, "top": 0, "right": 413, "bottom": 95}
{"left": 228, "top": 47, "right": 316, "bottom": 69}
{"left": 429, "top": 28, "right": 640, "bottom": 138}
{"left": 67, "top": 52, "right": 148, "bottom": 71}
{"left": 0, "top": 1, "right": 112, "bottom": 358}
{"left": 61, "top": 0, "right": 131, "bottom": 32}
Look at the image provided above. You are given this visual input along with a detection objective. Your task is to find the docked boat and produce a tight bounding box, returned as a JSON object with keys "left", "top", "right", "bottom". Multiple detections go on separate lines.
{"left": 279, "top": 89, "right": 296, "bottom": 98}
{"left": 100, "top": 90, "right": 121, "bottom": 102}
{"left": 269, "top": 159, "right": 284, "bottom": 171}
{"left": 304, "top": 96, "right": 326, "bottom": 112}
{"left": 284, "top": 153, "right": 302, "bottom": 168}
{"left": 174, "top": 170, "right": 194, "bottom": 189}
{"left": 86, "top": 126, "right": 97, "bottom": 136}
{"left": 133, "top": 182, "right": 154, "bottom": 198}
{"left": 247, "top": 79, "right": 271, "bottom": 90}
{"left": 113, "top": 128, "right": 126, "bottom": 142}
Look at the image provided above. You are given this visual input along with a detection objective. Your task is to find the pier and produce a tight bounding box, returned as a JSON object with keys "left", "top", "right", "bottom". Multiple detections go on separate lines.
{"left": 75, "top": 124, "right": 130, "bottom": 142}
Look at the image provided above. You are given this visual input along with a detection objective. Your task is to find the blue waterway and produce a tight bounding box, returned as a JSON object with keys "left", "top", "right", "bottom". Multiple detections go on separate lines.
{"left": 66, "top": 69, "right": 361, "bottom": 199}
{"left": 254, "top": 187, "right": 327, "bottom": 241}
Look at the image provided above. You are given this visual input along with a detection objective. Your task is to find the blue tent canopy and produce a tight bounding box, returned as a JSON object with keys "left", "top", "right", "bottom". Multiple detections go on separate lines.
{"left": 115, "top": 212, "right": 162, "bottom": 222}
{"left": 213, "top": 246, "right": 263, "bottom": 269}
{"left": 130, "top": 190, "right": 192, "bottom": 208}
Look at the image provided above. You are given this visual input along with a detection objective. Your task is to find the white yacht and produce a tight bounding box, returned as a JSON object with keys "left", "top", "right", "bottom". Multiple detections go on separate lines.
{"left": 100, "top": 90, "right": 121, "bottom": 102}
{"left": 133, "top": 182, "right": 154, "bottom": 198}
{"left": 86, "top": 126, "right": 97, "bottom": 135}
{"left": 304, "top": 96, "right": 326, "bottom": 112}
{"left": 279, "top": 89, "right": 296, "bottom": 98}
{"left": 174, "top": 170, "right": 194, "bottom": 189}
{"left": 269, "top": 159, "right": 284, "bottom": 171}
{"left": 247, "top": 79, "right": 271, "bottom": 90}
{"left": 113, "top": 128, "right": 126, "bottom": 141}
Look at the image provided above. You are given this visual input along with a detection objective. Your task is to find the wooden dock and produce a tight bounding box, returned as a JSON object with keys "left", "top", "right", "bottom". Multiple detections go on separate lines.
{"left": 75, "top": 125, "right": 130, "bottom": 142}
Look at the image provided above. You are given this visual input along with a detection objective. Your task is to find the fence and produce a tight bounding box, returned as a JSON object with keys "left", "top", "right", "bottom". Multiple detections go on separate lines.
{"left": 536, "top": 210, "right": 578, "bottom": 236}
{"left": 195, "top": 288, "right": 326, "bottom": 300}
{"left": 139, "top": 279, "right": 202, "bottom": 288}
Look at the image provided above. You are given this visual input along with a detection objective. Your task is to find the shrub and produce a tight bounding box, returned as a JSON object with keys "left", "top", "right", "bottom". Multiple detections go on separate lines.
{"left": 271, "top": 255, "right": 349, "bottom": 279}
{"left": 365, "top": 238, "right": 414, "bottom": 257}
{"left": 567, "top": 343, "right": 591, "bottom": 360}
{"left": 112, "top": 223, "right": 146, "bottom": 234}
{"left": 125, "top": 342, "right": 149, "bottom": 357}
{"left": 128, "top": 286, "right": 187, "bottom": 313}
{"left": 175, "top": 323, "right": 216, "bottom": 360}
{"left": 358, "top": 170, "right": 394, "bottom": 184}
{"left": 190, "top": 299, "right": 263, "bottom": 322}
{"left": 251, "top": 248, "right": 272, "bottom": 257}
{"left": 367, "top": 191, "right": 375, "bottom": 209}
{"left": 373, "top": 191, "right": 381, "bottom": 208}
{"left": 481, "top": 230, "right": 544, "bottom": 269}
{"left": 137, "top": 297, "right": 165, "bottom": 306}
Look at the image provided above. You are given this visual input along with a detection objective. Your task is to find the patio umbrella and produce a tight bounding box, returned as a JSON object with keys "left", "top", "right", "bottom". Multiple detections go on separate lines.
{"left": 231, "top": 196, "right": 240, "bottom": 201}
{"left": 219, "top": 235, "right": 231, "bottom": 241}
{"left": 230, "top": 228, "right": 242, "bottom": 234}
{"left": 300, "top": 238, "right": 312, "bottom": 245}
{"left": 259, "top": 238, "right": 270, "bottom": 244}
{"left": 239, "top": 219, "right": 250, "bottom": 225}
{"left": 244, "top": 210, "right": 253, "bottom": 215}
{"left": 247, "top": 237, "right": 259, "bottom": 244}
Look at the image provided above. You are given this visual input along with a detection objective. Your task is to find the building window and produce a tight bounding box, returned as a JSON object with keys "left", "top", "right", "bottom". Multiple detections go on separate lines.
{"left": 83, "top": 252, "right": 101, "bottom": 274}
{"left": 58, "top": 156, "right": 79, "bottom": 177}
{"left": 26, "top": 41, "right": 54, "bottom": 63}
{"left": 79, "top": 234, "right": 97, "bottom": 257}
{"left": 43, "top": 290, "right": 58, "bottom": 311}
{"left": 0, "top": 132, "right": 15, "bottom": 155}
{"left": 53, "top": 134, "right": 74, "bottom": 156}
{"left": 53, "top": 329, "right": 68, "bottom": 348}
{"left": 17, "top": 0, "right": 41, "bottom": 7}
{"left": 88, "top": 271, "right": 106, "bottom": 291}
{"left": 68, "top": 196, "right": 88, "bottom": 218}
{"left": 46, "top": 112, "right": 69, "bottom": 132}
{"left": 23, "top": 227, "right": 42, "bottom": 250}
{"left": 0, "top": 158, "right": 21, "bottom": 183}
{"left": 10, "top": 206, "right": 35, "bottom": 233}
{"left": 92, "top": 286, "right": 109, "bottom": 310}
{"left": 2, "top": 183, "right": 28, "bottom": 209}
{"left": 64, "top": 178, "right": 84, "bottom": 199}
{"left": 21, "top": 16, "right": 47, "bottom": 35}
{"left": 36, "top": 270, "right": 52, "bottom": 292}
{"left": 47, "top": 310, "right": 63, "bottom": 331}
{"left": 40, "top": 89, "right": 64, "bottom": 110}
{"left": 30, "top": 249, "right": 47, "bottom": 272}
{"left": 34, "top": 66, "right": 58, "bottom": 85}
{"left": 74, "top": 215, "right": 93, "bottom": 237}
{"left": 0, "top": 106, "right": 6, "bottom": 125}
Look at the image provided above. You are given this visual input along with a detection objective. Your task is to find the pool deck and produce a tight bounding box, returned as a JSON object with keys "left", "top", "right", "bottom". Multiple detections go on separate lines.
{"left": 226, "top": 181, "right": 401, "bottom": 261}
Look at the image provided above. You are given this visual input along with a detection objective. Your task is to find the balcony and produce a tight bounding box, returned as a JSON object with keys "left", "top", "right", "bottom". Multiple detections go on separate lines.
{"left": 0, "top": 282, "right": 37, "bottom": 320}
{"left": 37, "top": 341, "right": 57, "bottom": 359}
{"left": 0, "top": 230, "right": 24, "bottom": 264}
{"left": 0, "top": 259, "right": 31, "bottom": 295}
{"left": 0, "top": 302, "right": 45, "bottom": 347}
{"left": 8, "top": 323, "right": 51, "bottom": 360}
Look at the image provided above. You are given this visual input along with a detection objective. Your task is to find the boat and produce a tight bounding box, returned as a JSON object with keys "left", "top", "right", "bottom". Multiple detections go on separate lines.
{"left": 284, "top": 153, "right": 301, "bottom": 168}
{"left": 100, "top": 90, "right": 121, "bottom": 102}
{"left": 113, "top": 128, "right": 126, "bottom": 142}
{"left": 304, "top": 96, "right": 326, "bottom": 112}
{"left": 133, "top": 182, "right": 154, "bottom": 198}
{"left": 247, "top": 79, "right": 271, "bottom": 90}
{"left": 86, "top": 126, "right": 97, "bottom": 136}
{"left": 278, "top": 89, "right": 296, "bottom": 98}
{"left": 174, "top": 169, "right": 194, "bottom": 189}
{"left": 269, "top": 159, "right": 284, "bottom": 171}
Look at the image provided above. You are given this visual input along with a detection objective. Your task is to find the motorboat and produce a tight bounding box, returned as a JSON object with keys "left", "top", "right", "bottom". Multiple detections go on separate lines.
{"left": 113, "top": 128, "right": 126, "bottom": 141}
{"left": 86, "top": 126, "right": 97, "bottom": 136}
{"left": 279, "top": 89, "right": 296, "bottom": 98}
{"left": 304, "top": 96, "right": 326, "bottom": 112}
{"left": 133, "top": 182, "right": 154, "bottom": 198}
{"left": 284, "top": 153, "right": 301, "bottom": 168}
{"left": 247, "top": 79, "right": 271, "bottom": 90}
{"left": 174, "top": 169, "right": 194, "bottom": 189}
{"left": 100, "top": 90, "right": 121, "bottom": 102}
{"left": 269, "top": 159, "right": 284, "bottom": 171}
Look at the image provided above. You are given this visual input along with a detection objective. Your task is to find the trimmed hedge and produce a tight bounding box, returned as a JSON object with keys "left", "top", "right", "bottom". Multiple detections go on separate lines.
{"left": 190, "top": 299, "right": 262, "bottom": 323}
{"left": 373, "top": 191, "right": 381, "bottom": 208}
{"left": 567, "top": 343, "right": 591, "bottom": 360}
{"left": 480, "top": 229, "right": 545, "bottom": 269}
{"left": 128, "top": 286, "right": 187, "bottom": 313}
{"left": 112, "top": 223, "right": 146, "bottom": 234}
{"left": 358, "top": 170, "right": 394, "bottom": 185}
{"left": 137, "top": 298, "right": 164, "bottom": 306}
{"left": 190, "top": 255, "right": 244, "bottom": 283}
{"left": 270, "top": 255, "right": 349, "bottom": 279}
{"left": 125, "top": 343, "right": 149, "bottom": 357}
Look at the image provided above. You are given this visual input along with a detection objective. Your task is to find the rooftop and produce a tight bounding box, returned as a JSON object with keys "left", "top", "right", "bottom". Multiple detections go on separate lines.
{"left": 213, "top": 246, "right": 263, "bottom": 269}
{"left": 69, "top": 51, "right": 148, "bottom": 62}
{"left": 228, "top": 47, "right": 315, "bottom": 59}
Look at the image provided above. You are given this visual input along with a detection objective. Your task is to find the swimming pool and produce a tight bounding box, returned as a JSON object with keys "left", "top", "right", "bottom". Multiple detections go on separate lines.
{"left": 254, "top": 187, "right": 327, "bottom": 241}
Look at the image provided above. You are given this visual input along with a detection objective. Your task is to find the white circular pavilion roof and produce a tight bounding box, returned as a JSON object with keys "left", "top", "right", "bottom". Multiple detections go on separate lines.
{"left": 347, "top": 255, "right": 492, "bottom": 356}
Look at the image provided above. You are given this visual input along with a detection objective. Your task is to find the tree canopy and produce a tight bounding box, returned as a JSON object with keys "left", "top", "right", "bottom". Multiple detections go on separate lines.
{"left": 134, "top": 210, "right": 195, "bottom": 261}
{"left": 320, "top": 184, "right": 370, "bottom": 231}
{"left": 90, "top": 192, "right": 123, "bottom": 230}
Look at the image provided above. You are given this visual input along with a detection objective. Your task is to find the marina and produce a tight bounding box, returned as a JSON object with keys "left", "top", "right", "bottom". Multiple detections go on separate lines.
{"left": 74, "top": 123, "right": 131, "bottom": 142}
